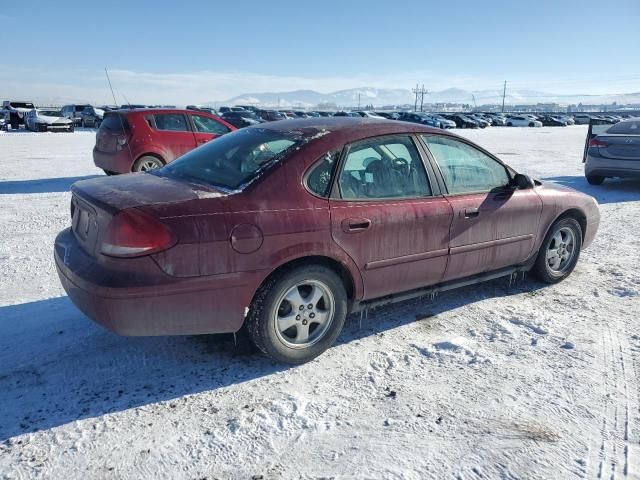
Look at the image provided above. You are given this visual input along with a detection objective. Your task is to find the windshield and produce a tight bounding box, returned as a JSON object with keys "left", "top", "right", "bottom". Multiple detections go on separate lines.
{"left": 161, "top": 128, "right": 310, "bottom": 190}
{"left": 40, "top": 110, "right": 62, "bottom": 116}
{"left": 11, "top": 102, "right": 35, "bottom": 109}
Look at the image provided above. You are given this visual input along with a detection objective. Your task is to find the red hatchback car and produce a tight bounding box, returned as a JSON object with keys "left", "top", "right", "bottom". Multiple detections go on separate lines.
{"left": 93, "top": 108, "right": 235, "bottom": 174}
{"left": 57, "top": 118, "right": 599, "bottom": 363}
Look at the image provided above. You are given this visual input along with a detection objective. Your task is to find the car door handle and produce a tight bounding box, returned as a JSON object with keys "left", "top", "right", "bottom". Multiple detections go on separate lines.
{"left": 463, "top": 208, "right": 480, "bottom": 218}
{"left": 342, "top": 218, "right": 371, "bottom": 233}
{"left": 197, "top": 139, "right": 209, "bottom": 145}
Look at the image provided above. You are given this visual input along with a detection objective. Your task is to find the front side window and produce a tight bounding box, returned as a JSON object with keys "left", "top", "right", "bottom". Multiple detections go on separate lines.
{"left": 422, "top": 135, "right": 510, "bottom": 194}
{"left": 154, "top": 114, "right": 189, "bottom": 132}
{"left": 338, "top": 136, "right": 431, "bottom": 199}
{"left": 192, "top": 114, "right": 230, "bottom": 134}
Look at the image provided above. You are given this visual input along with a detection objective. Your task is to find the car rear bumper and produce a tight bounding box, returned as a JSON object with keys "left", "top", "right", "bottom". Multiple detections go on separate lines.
{"left": 585, "top": 151, "right": 640, "bottom": 178}
{"left": 54, "top": 227, "right": 260, "bottom": 336}
{"left": 93, "top": 147, "right": 134, "bottom": 174}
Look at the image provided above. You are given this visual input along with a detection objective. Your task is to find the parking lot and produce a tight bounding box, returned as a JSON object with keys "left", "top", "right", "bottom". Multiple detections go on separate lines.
{"left": 1, "top": 126, "right": 639, "bottom": 479}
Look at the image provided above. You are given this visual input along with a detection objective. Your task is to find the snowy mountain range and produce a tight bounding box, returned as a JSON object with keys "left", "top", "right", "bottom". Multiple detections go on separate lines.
{"left": 222, "top": 87, "right": 640, "bottom": 108}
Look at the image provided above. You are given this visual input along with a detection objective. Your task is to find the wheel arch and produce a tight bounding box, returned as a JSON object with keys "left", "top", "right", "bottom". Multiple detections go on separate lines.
{"left": 550, "top": 208, "right": 588, "bottom": 241}
{"left": 253, "top": 255, "right": 360, "bottom": 305}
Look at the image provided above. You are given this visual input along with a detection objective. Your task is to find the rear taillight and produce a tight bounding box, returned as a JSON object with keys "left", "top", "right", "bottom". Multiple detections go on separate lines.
{"left": 589, "top": 138, "right": 608, "bottom": 148}
{"left": 101, "top": 209, "right": 176, "bottom": 258}
{"left": 116, "top": 135, "right": 128, "bottom": 150}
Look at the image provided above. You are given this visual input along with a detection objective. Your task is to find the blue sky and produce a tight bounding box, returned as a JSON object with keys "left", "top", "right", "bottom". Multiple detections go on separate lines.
{"left": 1, "top": 0, "right": 639, "bottom": 104}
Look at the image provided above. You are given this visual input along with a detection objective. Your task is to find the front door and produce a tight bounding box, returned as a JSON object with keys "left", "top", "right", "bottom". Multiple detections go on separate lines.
{"left": 420, "top": 134, "right": 543, "bottom": 281}
{"left": 329, "top": 134, "right": 453, "bottom": 300}
{"left": 189, "top": 113, "right": 232, "bottom": 147}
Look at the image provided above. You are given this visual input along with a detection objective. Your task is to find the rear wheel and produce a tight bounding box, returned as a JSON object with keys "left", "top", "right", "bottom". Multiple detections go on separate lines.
{"left": 245, "top": 265, "right": 347, "bottom": 364}
{"left": 532, "top": 217, "right": 582, "bottom": 284}
{"left": 133, "top": 155, "right": 164, "bottom": 172}
{"left": 529, "top": 122, "right": 534, "bottom": 127}
{"left": 586, "top": 175, "right": 604, "bottom": 185}
{"left": 507, "top": 122, "right": 513, "bottom": 127}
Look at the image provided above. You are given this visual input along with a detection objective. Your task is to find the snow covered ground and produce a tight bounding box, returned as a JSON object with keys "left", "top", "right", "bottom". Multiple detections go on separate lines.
{"left": 0, "top": 126, "right": 639, "bottom": 479}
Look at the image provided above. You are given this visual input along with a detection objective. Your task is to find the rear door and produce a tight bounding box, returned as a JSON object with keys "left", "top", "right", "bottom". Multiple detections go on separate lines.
{"left": 189, "top": 113, "right": 232, "bottom": 147}
{"left": 151, "top": 113, "right": 197, "bottom": 160}
{"left": 329, "top": 134, "right": 453, "bottom": 300}
{"left": 420, "top": 134, "right": 542, "bottom": 281}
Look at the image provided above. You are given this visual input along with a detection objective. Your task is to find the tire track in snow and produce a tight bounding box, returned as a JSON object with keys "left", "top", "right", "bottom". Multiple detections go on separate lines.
{"left": 588, "top": 323, "right": 636, "bottom": 479}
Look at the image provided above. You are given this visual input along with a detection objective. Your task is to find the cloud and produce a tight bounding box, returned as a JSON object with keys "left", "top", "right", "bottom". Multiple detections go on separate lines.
{"left": 0, "top": 66, "right": 497, "bottom": 105}
{"left": 0, "top": 66, "right": 636, "bottom": 106}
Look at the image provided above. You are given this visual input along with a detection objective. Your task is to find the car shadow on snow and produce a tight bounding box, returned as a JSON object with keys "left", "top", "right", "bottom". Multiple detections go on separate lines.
{"left": 543, "top": 176, "right": 640, "bottom": 204}
{"left": 0, "top": 175, "right": 102, "bottom": 194}
{"left": 0, "top": 276, "right": 545, "bottom": 442}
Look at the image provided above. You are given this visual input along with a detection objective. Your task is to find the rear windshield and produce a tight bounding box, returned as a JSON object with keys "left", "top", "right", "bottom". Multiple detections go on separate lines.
{"left": 606, "top": 120, "right": 640, "bottom": 135}
{"left": 160, "top": 128, "right": 310, "bottom": 190}
{"left": 99, "top": 113, "right": 129, "bottom": 132}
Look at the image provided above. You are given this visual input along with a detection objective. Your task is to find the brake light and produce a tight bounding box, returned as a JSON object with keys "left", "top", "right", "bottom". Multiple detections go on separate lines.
{"left": 116, "top": 135, "right": 128, "bottom": 150}
{"left": 589, "top": 138, "right": 608, "bottom": 148}
{"left": 101, "top": 209, "right": 176, "bottom": 258}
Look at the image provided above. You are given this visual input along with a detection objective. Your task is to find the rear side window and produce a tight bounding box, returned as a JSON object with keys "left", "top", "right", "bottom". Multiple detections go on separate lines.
{"left": 306, "top": 150, "right": 340, "bottom": 197}
{"left": 99, "top": 113, "right": 129, "bottom": 132}
{"left": 154, "top": 114, "right": 189, "bottom": 132}
{"left": 422, "top": 135, "right": 509, "bottom": 194}
{"left": 191, "top": 115, "right": 230, "bottom": 134}
{"left": 606, "top": 121, "right": 640, "bottom": 135}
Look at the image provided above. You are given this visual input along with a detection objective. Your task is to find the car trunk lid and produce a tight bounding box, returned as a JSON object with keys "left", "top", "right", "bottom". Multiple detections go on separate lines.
{"left": 70, "top": 173, "right": 226, "bottom": 257}
{"left": 596, "top": 134, "right": 640, "bottom": 160}
{"left": 95, "top": 112, "right": 130, "bottom": 153}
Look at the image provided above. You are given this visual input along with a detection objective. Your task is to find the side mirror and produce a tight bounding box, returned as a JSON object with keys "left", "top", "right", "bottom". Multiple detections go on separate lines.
{"left": 513, "top": 173, "right": 535, "bottom": 189}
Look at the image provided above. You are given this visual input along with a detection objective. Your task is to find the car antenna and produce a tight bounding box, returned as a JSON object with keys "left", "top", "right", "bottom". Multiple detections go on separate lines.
{"left": 104, "top": 67, "right": 136, "bottom": 169}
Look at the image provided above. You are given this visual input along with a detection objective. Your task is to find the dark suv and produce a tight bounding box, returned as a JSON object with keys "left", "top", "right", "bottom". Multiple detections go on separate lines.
{"left": 93, "top": 108, "right": 235, "bottom": 174}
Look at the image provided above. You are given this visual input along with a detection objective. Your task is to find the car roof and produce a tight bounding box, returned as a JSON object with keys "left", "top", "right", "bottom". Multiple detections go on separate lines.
{"left": 118, "top": 108, "right": 215, "bottom": 116}
{"left": 242, "top": 117, "right": 443, "bottom": 140}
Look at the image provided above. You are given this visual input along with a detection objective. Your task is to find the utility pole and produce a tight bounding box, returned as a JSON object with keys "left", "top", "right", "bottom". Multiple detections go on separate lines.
{"left": 358, "top": 93, "right": 361, "bottom": 109}
{"left": 501, "top": 80, "right": 507, "bottom": 113}
{"left": 412, "top": 84, "right": 428, "bottom": 111}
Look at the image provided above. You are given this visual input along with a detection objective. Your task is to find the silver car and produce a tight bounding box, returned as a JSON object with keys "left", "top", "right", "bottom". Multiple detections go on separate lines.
{"left": 584, "top": 118, "right": 640, "bottom": 184}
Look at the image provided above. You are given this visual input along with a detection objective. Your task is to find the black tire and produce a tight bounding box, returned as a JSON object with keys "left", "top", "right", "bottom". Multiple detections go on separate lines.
{"left": 245, "top": 264, "right": 348, "bottom": 364}
{"left": 532, "top": 217, "right": 582, "bottom": 284}
{"left": 586, "top": 175, "right": 604, "bottom": 185}
{"left": 133, "top": 155, "right": 164, "bottom": 172}
{"left": 507, "top": 122, "right": 513, "bottom": 127}
{"left": 529, "top": 122, "right": 534, "bottom": 127}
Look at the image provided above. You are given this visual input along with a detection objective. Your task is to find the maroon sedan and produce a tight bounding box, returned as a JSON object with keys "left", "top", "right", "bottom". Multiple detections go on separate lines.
{"left": 55, "top": 118, "right": 599, "bottom": 363}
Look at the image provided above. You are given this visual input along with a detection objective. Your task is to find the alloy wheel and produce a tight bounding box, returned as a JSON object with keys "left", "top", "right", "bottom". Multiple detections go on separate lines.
{"left": 546, "top": 227, "right": 576, "bottom": 273}
{"left": 273, "top": 280, "right": 335, "bottom": 349}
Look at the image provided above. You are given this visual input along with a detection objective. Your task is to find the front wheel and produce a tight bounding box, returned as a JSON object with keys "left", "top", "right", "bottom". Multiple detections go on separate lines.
{"left": 245, "top": 265, "right": 348, "bottom": 364}
{"left": 586, "top": 175, "right": 604, "bottom": 185}
{"left": 507, "top": 122, "right": 513, "bottom": 127}
{"left": 532, "top": 217, "right": 582, "bottom": 284}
